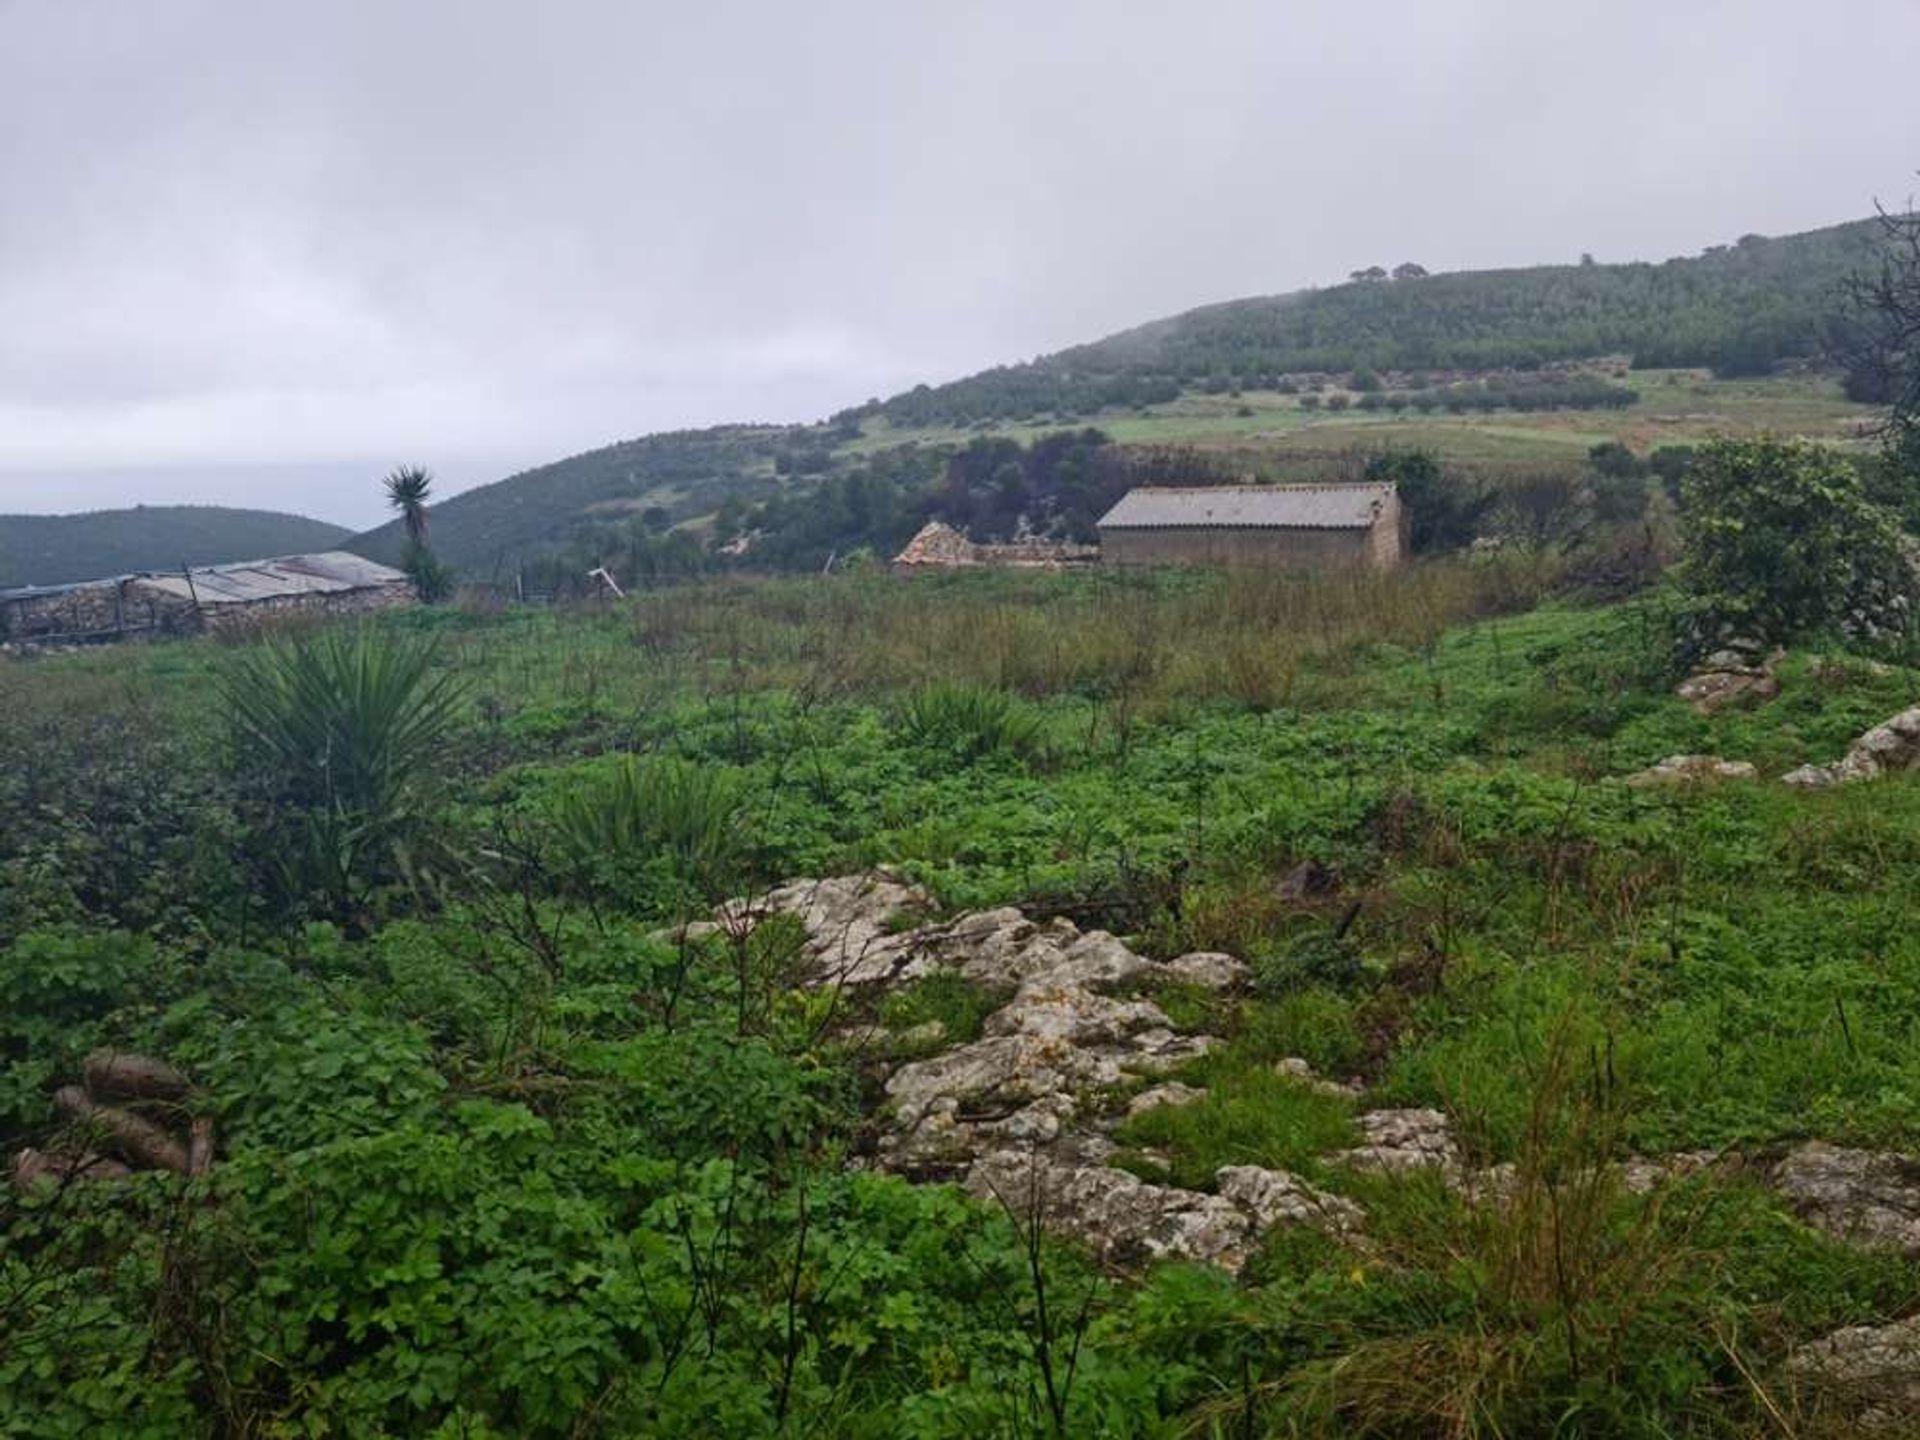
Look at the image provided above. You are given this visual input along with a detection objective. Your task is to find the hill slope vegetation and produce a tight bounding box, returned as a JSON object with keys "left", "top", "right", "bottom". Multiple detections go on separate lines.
{"left": 1, "top": 506, "right": 352, "bottom": 589}
{"left": 346, "top": 217, "right": 1888, "bottom": 578}
{"left": 864, "top": 219, "right": 1883, "bottom": 425}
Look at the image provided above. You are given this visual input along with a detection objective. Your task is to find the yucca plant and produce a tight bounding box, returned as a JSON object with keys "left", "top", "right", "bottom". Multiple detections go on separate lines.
{"left": 382, "top": 465, "right": 433, "bottom": 548}
{"left": 549, "top": 755, "right": 747, "bottom": 909}
{"left": 220, "top": 626, "right": 465, "bottom": 922}
{"left": 898, "top": 680, "right": 1044, "bottom": 762}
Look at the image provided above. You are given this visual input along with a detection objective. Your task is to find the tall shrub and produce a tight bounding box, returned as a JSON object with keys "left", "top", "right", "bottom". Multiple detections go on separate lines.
{"left": 1678, "top": 437, "right": 1914, "bottom": 652}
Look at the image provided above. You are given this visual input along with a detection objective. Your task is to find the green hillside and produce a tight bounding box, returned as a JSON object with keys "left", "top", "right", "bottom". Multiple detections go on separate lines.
{"left": 349, "top": 425, "right": 807, "bottom": 576}
{"left": 0, "top": 505, "right": 351, "bottom": 589}
{"left": 864, "top": 219, "right": 1884, "bottom": 426}
{"left": 350, "top": 217, "right": 1890, "bottom": 579}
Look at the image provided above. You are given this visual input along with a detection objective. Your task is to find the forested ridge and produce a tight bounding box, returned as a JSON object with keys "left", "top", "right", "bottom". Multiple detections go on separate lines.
{"left": 335, "top": 217, "right": 1888, "bottom": 578}
{"left": 864, "top": 219, "right": 1884, "bottom": 425}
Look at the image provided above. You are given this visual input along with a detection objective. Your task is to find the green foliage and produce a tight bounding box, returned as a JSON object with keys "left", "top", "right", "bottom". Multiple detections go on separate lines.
{"left": 1365, "top": 448, "right": 1494, "bottom": 553}
{"left": 0, "top": 666, "right": 242, "bottom": 941}
{"left": 220, "top": 626, "right": 465, "bottom": 920}
{"left": 547, "top": 754, "right": 750, "bottom": 910}
{"left": 8, "top": 568, "right": 1920, "bottom": 1436}
{"left": 878, "top": 973, "right": 1006, "bottom": 1047}
{"left": 402, "top": 538, "right": 455, "bottom": 602}
{"left": 1118, "top": 1063, "right": 1356, "bottom": 1190}
{"left": 867, "top": 218, "right": 1883, "bottom": 425}
{"left": 898, "top": 681, "right": 1045, "bottom": 762}
{"left": 1679, "top": 436, "right": 1914, "bottom": 651}
{"left": 0, "top": 929, "right": 158, "bottom": 1133}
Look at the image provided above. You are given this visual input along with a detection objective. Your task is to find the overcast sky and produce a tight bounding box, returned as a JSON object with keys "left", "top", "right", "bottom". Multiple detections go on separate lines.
{"left": 2, "top": 0, "right": 1917, "bottom": 530}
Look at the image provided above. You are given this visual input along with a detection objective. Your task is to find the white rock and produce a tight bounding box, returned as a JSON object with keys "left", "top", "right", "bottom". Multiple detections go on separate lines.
{"left": 1625, "top": 754, "right": 1759, "bottom": 788}
{"left": 1127, "top": 1082, "right": 1205, "bottom": 1118}
{"left": 1773, "top": 1141, "right": 1920, "bottom": 1255}
{"left": 1336, "top": 1108, "right": 1460, "bottom": 1175}
{"left": 1788, "top": 1314, "right": 1920, "bottom": 1430}
{"left": 1163, "top": 952, "right": 1250, "bottom": 990}
{"left": 1781, "top": 705, "right": 1920, "bottom": 790}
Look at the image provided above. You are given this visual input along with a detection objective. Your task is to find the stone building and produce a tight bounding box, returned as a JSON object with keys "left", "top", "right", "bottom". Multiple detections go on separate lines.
{"left": 1096, "top": 483, "right": 1407, "bottom": 571}
{"left": 0, "top": 551, "right": 416, "bottom": 645}
{"left": 890, "top": 521, "right": 1098, "bottom": 575}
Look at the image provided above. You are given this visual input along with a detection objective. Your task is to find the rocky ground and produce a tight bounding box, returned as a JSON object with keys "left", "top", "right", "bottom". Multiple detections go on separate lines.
{"left": 698, "top": 872, "right": 1920, "bottom": 1419}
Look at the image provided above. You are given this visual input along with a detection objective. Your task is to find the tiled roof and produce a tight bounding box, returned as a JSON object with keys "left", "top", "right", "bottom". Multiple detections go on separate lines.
{"left": 1096, "top": 484, "right": 1393, "bottom": 531}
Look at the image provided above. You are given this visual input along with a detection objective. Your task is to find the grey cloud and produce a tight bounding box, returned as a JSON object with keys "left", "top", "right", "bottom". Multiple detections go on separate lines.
{"left": 2, "top": 0, "right": 1917, "bottom": 528}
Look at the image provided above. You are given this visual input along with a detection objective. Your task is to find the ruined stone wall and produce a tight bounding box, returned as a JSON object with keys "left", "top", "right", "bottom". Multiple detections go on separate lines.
{"left": 187, "top": 581, "right": 419, "bottom": 635}
{"left": 1369, "top": 492, "right": 1410, "bottom": 570}
{"left": 1, "top": 579, "right": 416, "bottom": 644}
{"left": 0, "top": 581, "right": 195, "bottom": 642}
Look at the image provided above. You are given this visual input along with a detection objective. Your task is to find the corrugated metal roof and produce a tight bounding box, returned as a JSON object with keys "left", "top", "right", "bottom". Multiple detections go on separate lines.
{"left": 135, "top": 551, "right": 408, "bottom": 605}
{"left": 0, "top": 575, "right": 131, "bottom": 602}
{"left": 1097, "top": 484, "right": 1393, "bottom": 531}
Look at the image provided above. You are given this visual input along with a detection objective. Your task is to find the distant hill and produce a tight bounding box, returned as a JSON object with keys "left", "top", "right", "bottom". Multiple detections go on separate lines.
{"left": 0, "top": 506, "right": 351, "bottom": 589}
{"left": 346, "top": 215, "right": 1890, "bottom": 576}
{"left": 349, "top": 425, "right": 811, "bottom": 575}
{"left": 861, "top": 219, "right": 1884, "bottom": 426}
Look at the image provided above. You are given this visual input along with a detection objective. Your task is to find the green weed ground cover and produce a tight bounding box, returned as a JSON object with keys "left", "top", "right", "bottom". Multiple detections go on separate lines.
{"left": 2, "top": 565, "right": 1917, "bottom": 1436}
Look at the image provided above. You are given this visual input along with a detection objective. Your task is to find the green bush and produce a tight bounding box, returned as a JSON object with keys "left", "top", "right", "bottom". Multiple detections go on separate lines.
{"left": 1679, "top": 436, "right": 1914, "bottom": 653}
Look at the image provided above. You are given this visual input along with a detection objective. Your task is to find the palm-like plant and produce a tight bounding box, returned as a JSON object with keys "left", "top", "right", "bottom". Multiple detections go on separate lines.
{"left": 221, "top": 626, "right": 466, "bottom": 920}
{"left": 383, "top": 465, "right": 434, "bottom": 548}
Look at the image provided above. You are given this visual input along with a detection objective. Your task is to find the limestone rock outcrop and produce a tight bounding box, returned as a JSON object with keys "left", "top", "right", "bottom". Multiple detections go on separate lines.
{"left": 1675, "top": 646, "right": 1781, "bottom": 715}
{"left": 1788, "top": 1314, "right": 1920, "bottom": 1433}
{"left": 1783, "top": 706, "right": 1920, "bottom": 789}
{"left": 1773, "top": 1142, "right": 1920, "bottom": 1255}
{"left": 1626, "top": 754, "right": 1758, "bottom": 787}
{"left": 712, "top": 873, "right": 1358, "bottom": 1270}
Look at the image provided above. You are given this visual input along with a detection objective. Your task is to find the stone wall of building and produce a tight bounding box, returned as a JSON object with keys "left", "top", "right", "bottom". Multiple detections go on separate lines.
{"left": 1, "top": 578, "right": 416, "bottom": 644}
{"left": 1100, "top": 525, "right": 1380, "bottom": 571}
{"left": 189, "top": 580, "right": 418, "bottom": 635}
{"left": 1, "top": 581, "right": 196, "bottom": 642}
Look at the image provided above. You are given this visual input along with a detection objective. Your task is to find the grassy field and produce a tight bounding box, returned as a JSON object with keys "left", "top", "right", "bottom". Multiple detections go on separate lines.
{"left": 4, "top": 564, "right": 1918, "bottom": 1435}
{"left": 853, "top": 368, "right": 1876, "bottom": 475}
